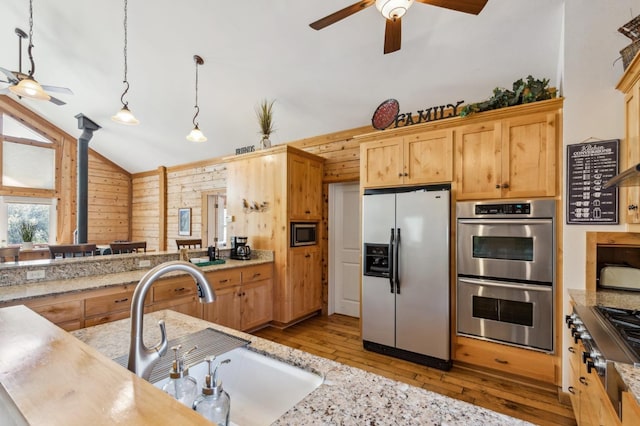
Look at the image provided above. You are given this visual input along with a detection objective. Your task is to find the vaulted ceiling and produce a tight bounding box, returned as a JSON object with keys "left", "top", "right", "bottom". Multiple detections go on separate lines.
{"left": 0, "top": 0, "right": 564, "bottom": 173}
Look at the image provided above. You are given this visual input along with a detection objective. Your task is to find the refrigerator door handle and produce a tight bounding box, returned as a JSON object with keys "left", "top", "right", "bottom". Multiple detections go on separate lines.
{"left": 395, "top": 228, "right": 401, "bottom": 294}
{"left": 389, "top": 228, "right": 395, "bottom": 293}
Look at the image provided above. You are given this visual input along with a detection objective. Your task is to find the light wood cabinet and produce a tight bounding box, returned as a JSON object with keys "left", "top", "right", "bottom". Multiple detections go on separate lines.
{"left": 289, "top": 246, "right": 322, "bottom": 320}
{"left": 84, "top": 286, "right": 136, "bottom": 327}
{"left": 455, "top": 111, "right": 558, "bottom": 200}
{"left": 622, "top": 391, "right": 640, "bottom": 425}
{"left": 202, "top": 263, "right": 273, "bottom": 331}
{"left": 568, "top": 339, "right": 621, "bottom": 426}
{"left": 29, "top": 299, "right": 83, "bottom": 331}
{"left": 288, "top": 154, "right": 323, "bottom": 220}
{"left": 454, "top": 335, "right": 556, "bottom": 384}
{"left": 360, "top": 130, "right": 453, "bottom": 188}
{"left": 226, "top": 145, "right": 324, "bottom": 326}
{"left": 616, "top": 53, "right": 640, "bottom": 223}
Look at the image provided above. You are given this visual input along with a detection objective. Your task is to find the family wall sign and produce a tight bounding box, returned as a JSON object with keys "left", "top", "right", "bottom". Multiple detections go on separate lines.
{"left": 371, "top": 99, "right": 464, "bottom": 131}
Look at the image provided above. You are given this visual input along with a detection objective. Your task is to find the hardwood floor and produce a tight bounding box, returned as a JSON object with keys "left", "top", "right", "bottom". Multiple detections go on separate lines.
{"left": 252, "top": 314, "right": 577, "bottom": 426}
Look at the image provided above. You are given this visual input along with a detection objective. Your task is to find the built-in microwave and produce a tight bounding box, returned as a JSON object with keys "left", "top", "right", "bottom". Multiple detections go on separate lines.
{"left": 290, "top": 222, "right": 318, "bottom": 247}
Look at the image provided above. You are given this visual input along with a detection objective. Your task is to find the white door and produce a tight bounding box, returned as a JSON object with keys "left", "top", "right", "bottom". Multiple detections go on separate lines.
{"left": 329, "top": 182, "right": 361, "bottom": 317}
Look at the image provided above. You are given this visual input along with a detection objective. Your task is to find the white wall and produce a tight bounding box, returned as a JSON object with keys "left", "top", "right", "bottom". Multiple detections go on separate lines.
{"left": 561, "top": 0, "right": 637, "bottom": 389}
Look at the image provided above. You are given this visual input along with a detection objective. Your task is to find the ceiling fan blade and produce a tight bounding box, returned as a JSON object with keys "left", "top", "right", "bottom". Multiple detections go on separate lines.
{"left": 384, "top": 18, "right": 402, "bottom": 54}
{"left": 48, "top": 95, "right": 66, "bottom": 106}
{"left": 310, "top": 0, "right": 376, "bottom": 30}
{"left": 41, "top": 85, "right": 74, "bottom": 95}
{"left": 0, "top": 67, "right": 19, "bottom": 84}
{"left": 415, "top": 0, "right": 488, "bottom": 15}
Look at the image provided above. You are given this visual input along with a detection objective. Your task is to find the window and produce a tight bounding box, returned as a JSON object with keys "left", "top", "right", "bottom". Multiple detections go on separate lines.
{"left": 0, "top": 197, "right": 57, "bottom": 245}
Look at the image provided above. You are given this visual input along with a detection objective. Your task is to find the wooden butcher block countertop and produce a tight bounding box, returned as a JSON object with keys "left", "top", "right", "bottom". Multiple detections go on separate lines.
{"left": 0, "top": 305, "right": 209, "bottom": 425}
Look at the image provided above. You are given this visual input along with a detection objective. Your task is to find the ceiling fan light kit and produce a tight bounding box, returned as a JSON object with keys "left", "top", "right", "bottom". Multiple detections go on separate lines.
{"left": 112, "top": 0, "right": 139, "bottom": 125}
{"left": 9, "top": 77, "right": 50, "bottom": 101}
{"left": 375, "top": 0, "right": 414, "bottom": 20}
{"left": 186, "top": 54, "right": 207, "bottom": 143}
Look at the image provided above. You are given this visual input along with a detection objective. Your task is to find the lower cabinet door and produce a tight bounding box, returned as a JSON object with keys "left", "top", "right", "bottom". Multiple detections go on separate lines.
{"left": 203, "top": 286, "right": 241, "bottom": 330}
{"left": 241, "top": 279, "right": 273, "bottom": 331}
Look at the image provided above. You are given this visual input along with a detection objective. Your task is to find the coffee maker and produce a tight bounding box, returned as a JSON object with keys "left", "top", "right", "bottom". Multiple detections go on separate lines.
{"left": 230, "top": 236, "right": 251, "bottom": 260}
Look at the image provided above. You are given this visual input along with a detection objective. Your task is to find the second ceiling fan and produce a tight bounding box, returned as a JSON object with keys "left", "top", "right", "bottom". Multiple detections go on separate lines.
{"left": 310, "top": 0, "right": 488, "bottom": 54}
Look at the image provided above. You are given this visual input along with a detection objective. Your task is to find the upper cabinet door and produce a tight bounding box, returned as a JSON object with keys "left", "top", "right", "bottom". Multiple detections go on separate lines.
{"left": 404, "top": 130, "right": 453, "bottom": 185}
{"left": 288, "top": 154, "right": 323, "bottom": 220}
{"left": 360, "top": 137, "right": 404, "bottom": 188}
{"left": 455, "top": 122, "right": 502, "bottom": 200}
{"left": 501, "top": 112, "right": 557, "bottom": 199}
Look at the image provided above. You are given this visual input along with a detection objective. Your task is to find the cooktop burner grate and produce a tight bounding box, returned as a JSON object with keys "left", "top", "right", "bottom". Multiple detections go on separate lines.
{"left": 596, "top": 305, "right": 640, "bottom": 359}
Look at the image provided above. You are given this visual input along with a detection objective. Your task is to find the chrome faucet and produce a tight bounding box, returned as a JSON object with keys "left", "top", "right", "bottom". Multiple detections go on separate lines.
{"left": 127, "top": 260, "right": 216, "bottom": 380}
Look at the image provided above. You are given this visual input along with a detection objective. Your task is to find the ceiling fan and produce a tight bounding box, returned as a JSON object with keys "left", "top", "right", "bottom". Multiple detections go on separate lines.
{"left": 310, "top": 0, "right": 488, "bottom": 54}
{"left": 0, "top": 1, "right": 73, "bottom": 106}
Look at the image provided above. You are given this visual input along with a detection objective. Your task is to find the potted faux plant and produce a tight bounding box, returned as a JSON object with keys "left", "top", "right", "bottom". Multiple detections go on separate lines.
{"left": 255, "top": 99, "right": 275, "bottom": 150}
{"left": 19, "top": 221, "right": 36, "bottom": 250}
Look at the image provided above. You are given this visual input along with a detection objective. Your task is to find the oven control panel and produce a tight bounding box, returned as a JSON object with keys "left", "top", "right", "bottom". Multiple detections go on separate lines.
{"left": 475, "top": 203, "right": 531, "bottom": 215}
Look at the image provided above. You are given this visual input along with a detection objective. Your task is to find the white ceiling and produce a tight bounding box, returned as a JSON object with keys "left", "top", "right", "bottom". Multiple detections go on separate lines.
{"left": 0, "top": 0, "right": 564, "bottom": 173}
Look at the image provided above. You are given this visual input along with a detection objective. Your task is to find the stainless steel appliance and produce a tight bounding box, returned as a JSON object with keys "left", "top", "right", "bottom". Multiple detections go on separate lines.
{"left": 456, "top": 199, "right": 556, "bottom": 352}
{"left": 566, "top": 305, "right": 638, "bottom": 417}
{"left": 230, "top": 236, "right": 251, "bottom": 260}
{"left": 290, "top": 222, "right": 318, "bottom": 247}
{"left": 362, "top": 184, "right": 451, "bottom": 370}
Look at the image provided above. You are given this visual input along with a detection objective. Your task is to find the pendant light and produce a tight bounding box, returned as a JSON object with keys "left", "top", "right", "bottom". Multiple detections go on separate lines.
{"left": 186, "top": 55, "right": 207, "bottom": 142}
{"left": 9, "top": 0, "right": 50, "bottom": 101}
{"left": 112, "top": 0, "right": 139, "bottom": 125}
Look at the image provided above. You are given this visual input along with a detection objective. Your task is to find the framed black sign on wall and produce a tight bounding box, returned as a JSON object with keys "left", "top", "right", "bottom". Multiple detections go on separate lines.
{"left": 566, "top": 139, "right": 619, "bottom": 224}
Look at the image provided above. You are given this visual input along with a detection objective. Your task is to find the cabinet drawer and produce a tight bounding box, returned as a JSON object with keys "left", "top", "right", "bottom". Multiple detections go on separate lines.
{"left": 206, "top": 269, "right": 242, "bottom": 289}
{"left": 242, "top": 264, "right": 273, "bottom": 284}
{"left": 455, "top": 336, "right": 556, "bottom": 384}
{"left": 85, "top": 289, "right": 135, "bottom": 317}
{"left": 30, "top": 300, "right": 83, "bottom": 325}
{"left": 85, "top": 310, "right": 131, "bottom": 327}
{"left": 152, "top": 277, "right": 197, "bottom": 302}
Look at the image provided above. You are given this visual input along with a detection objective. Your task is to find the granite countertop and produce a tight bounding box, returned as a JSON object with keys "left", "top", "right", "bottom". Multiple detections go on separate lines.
{"left": 569, "top": 288, "right": 640, "bottom": 405}
{"left": 72, "top": 310, "right": 530, "bottom": 425}
{"left": 0, "top": 256, "right": 273, "bottom": 304}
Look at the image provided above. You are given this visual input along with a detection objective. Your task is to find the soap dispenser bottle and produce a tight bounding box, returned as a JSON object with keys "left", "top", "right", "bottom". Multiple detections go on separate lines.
{"left": 161, "top": 345, "right": 198, "bottom": 408}
{"left": 193, "top": 356, "right": 231, "bottom": 426}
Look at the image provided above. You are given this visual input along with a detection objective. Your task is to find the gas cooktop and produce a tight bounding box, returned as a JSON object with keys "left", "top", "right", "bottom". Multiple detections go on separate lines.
{"left": 595, "top": 306, "right": 640, "bottom": 360}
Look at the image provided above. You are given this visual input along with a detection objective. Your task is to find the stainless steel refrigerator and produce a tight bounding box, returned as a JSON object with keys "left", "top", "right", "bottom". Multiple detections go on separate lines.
{"left": 361, "top": 184, "right": 451, "bottom": 370}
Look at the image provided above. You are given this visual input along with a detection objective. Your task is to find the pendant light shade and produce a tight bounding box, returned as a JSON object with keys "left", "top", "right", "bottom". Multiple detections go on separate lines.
{"left": 375, "top": 0, "right": 414, "bottom": 19}
{"left": 112, "top": 104, "right": 139, "bottom": 125}
{"left": 10, "top": 77, "right": 50, "bottom": 101}
{"left": 186, "top": 54, "right": 207, "bottom": 142}
{"left": 186, "top": 124, "right": 207, "bottom": 142}
{"left": 112, "top": 0, "right": 139, "bottom": 125}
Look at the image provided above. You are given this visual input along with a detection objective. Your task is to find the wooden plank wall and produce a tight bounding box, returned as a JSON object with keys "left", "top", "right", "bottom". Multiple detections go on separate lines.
{"left": 131, "top": 170, "right": 161, "bottom": 251}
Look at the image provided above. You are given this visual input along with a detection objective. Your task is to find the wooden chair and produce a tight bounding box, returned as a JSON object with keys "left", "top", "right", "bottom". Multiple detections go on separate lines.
{"left": 109, "top": 241, "right": 147, "bottom": 254}
{"left": 176, "top": 239, "right": 202, "bottom": 249}
{"left": 0, "top": 247, "right": 20, "bottom": 263}
{"left": 49, "top": 244, "right": 97, "bottom": 259}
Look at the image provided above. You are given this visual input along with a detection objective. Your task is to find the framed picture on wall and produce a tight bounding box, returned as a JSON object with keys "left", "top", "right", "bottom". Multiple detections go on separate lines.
{"left": 178, "top": 208, "right": 191, "bottom": 236}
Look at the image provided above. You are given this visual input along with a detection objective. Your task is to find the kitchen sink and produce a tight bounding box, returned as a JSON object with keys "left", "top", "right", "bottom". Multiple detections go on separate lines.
{"left": 153, "top": 346, "right": 324, "bottom": 426}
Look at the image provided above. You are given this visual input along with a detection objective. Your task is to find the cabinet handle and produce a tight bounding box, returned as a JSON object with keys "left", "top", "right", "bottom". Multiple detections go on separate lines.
{"left": 568, "top": 386, "right": 576, "bottom": 395}
{"left": 114, "top": 298, "right": 128, "bottom": 303}
{"left": 579, "top": 377, "right": 588, "bottom": 385}
{"left": 398, "top": 173, "right": 403, "bottom": 177}
{"left": 174, "top": 287, "right": 186, "bottom": 292}
{"left": 219, "top": 279, "right": 228, "bottom": 283}
{"left": 494, "top": 358, "right": 508, "bottom": 364}
{"left": 404, "top": 172, "right": 408, "bottom": 177}
{"left": 253, "top": 273, "right": 261, "bottom": 278}
{"left": 568, "top": 347, "right": 575, "bottom": 353}
{"left": 629, "top": 204, "right": 638, "bottom": 211}
{"left": 495, "top": 184, "right": 501, "bottom": 189}
{"left": 305, "top": 254, "right": 311, "bottom": 258}
{"left": 502, "top": 183, "right": 509, "bottom": 189}
{"left": 305, "top": 210, "right": 311, "bottom": 214}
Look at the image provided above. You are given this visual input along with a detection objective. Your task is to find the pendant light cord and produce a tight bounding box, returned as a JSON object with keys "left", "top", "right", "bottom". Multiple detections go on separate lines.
{"left": 192, "top": 58, "right": 200, "bottom": 127}
{"left": 120, "top": 0, "right": 130, "bottom": 107}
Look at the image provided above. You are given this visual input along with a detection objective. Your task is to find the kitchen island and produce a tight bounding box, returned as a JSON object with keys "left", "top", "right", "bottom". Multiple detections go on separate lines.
{"left": 73, "top": 309, "right": 528, "bottom": 425}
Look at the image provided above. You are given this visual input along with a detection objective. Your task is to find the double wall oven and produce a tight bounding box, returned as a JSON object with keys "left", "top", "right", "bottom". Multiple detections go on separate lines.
{"left": 456, "top": 199, "right": 556, "bottom": 352}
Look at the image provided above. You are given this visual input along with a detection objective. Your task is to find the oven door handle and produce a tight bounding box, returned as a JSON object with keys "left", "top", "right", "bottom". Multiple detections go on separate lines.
{"left": 458, "top": 277, "right": 552, "bottom": 292}
{"left": 457, "top": 219, "right": 553, "bottom": 226}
